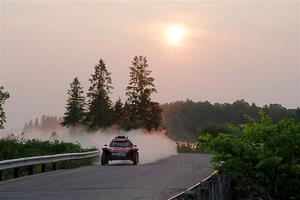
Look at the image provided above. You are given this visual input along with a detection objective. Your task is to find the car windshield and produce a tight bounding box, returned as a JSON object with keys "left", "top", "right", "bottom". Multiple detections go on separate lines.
{"left": 110, "top": 141, "right": 132, "bottom": 147}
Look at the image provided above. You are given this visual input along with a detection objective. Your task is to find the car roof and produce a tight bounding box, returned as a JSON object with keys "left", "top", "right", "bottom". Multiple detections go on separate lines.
{"left": 111, "top": 136, "right": 132, "bottom": 142}
{"left": 111, "top": 138, "right": 131, "bottom": 142}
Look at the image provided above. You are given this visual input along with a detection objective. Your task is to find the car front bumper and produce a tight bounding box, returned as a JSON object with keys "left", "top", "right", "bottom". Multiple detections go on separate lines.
{"left": 110, "top": 152, "right": 129, "bottom": 160}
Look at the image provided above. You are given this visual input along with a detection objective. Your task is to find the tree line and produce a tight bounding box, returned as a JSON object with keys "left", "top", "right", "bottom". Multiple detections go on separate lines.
{"left": 61, "top": 56, "right": 162, "bottom": 131}
{"left": 23, "top": 115, "right": 63, "bottom": 132}
{"left": 2, "top": 67, "right": 299, "bottom": 138}
{"left": 21, "top": 96, "right": 300, "bottom": 138}
{"left": 162, "top": 99, "right": 300, "bottom": 139}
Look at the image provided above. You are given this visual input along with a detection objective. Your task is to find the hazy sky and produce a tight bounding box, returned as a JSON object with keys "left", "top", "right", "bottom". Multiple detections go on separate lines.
{"left": 1, "top": 1, "right": 299, "bottom": 130}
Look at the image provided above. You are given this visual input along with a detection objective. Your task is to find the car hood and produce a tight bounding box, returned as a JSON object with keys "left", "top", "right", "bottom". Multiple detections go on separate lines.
{"left": 109, "top": 147, "right": 131, "bottom": 153}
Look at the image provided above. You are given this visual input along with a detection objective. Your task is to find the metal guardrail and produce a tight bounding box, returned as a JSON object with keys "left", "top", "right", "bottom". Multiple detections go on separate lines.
{"left": 168, "top": 171, "right": 230, "bottom": 200}
{"left": 0, "top": 150, "right": 99, "bottom": 181}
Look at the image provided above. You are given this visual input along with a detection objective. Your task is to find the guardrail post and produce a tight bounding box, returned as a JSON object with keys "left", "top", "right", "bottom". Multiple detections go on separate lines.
{"left": 52, "top": 163, "right": 57, "bottom": 171}
{"left": 28, "top": 165, "right": 34, "bottom": 175}
{"left": 0, "top": 170, "right": 3, "bottom": 181}
{"left": 14, "top": 167, "right": 20, "bottom": 178}
{"left": 41, "top": 164, "right": 46, "bottom": 173}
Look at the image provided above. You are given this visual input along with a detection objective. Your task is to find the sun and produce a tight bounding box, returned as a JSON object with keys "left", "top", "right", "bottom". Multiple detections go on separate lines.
{"left": 166, "top": 25, "right": 186, "bottom": 46}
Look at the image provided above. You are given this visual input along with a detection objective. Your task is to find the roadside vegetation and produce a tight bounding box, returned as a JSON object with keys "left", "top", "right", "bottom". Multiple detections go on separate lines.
{"left": 0, "top": 135, "right": 97, "bottom": 181}
{"left": 198, "top": 111, "right": 300, "bottom": 200}
{"left": 0, "top": 135, "right": 81, "bottom": 161}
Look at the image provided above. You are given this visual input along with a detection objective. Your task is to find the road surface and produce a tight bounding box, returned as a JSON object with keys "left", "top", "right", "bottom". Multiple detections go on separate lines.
{"left": 0, "top": 153, "right": 212, "bottom": 200}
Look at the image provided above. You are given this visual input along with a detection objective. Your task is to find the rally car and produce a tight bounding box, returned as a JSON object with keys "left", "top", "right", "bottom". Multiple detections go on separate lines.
{"left": 101, "top": 136, "right": 139, "bottom": 165}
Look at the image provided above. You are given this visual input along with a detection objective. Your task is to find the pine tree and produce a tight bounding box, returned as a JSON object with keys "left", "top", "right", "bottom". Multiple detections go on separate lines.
{"left": 23, "top": 122, "right": 29, "bottom": 132}
{"left": 296, "top": 107, "right": 300, "bottom": 121}
{"left": 28, "top": 120, "right": 34, "bottom": 129}
{"left": 0, "top": 86, "right": 9, "bottom": 129}
{"left": 120, "top": 102, "right": 135, "bottom": 130}
{"left": 144, "top": 102, "right": 162, "bottom": 130}
{"left": 61, "top": 77, "right": 86, "bottom": 127}
{"left": 86, "top": 59, "right": 113, "bottom": 129}
{"left": 124, "top": 56, "right": 162, "bottom": 130}
{"left": 41, "top": 115, "right": 47, "bottom": 129}
{"left": 112, "top": 98, "right": 124, "bottom": 126}
{"left": 34, "top": 118, "right": 40, "bottom": 129}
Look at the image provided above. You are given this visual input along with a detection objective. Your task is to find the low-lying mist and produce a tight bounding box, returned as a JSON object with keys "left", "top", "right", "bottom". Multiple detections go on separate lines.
{"left": 1, "top": 127, "right": 177, "bottom": 164}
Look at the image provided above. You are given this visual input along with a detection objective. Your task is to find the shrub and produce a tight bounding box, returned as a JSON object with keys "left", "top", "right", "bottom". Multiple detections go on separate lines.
{"left": 198, "top": 124, "right": 233, "bottom": 137}
{"left": 197, "top": 111, "right": 300, "bottom": 199}
{"left": 0, "top": 135, "right": 81, "bottom": 161}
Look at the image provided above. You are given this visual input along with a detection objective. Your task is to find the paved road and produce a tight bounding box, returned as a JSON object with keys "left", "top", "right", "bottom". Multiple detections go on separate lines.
{"left": 0, "top": 154, "right": 212, "bottom": 200}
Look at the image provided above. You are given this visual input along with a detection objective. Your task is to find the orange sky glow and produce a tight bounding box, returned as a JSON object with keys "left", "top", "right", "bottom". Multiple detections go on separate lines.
{"left": 0, "top": 1, "right": 299, "bottom": 130}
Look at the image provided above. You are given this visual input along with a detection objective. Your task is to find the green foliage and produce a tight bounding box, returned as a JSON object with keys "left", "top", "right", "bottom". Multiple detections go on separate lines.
{"left": 123, "top": 56, "right": 162, "bottom": 130}
{"left": 0, "top": 135, "right": 81, "bottom": 161}
{"left": 112, "top": 98, "right": 124, "bottom": 127}
{"left": 296, "top": 107, "right": 300, "bottom": 121}
{"left": 61, "top": 77, "right": 86, "bottom": 127}
{"left": 162, "top": 99, "right": 298, "bottom": 140}
{"left": 120, "top": 102, "right": 136, "bottom": 131}
{"left": 199, "top": 124, "right": 233, "bottom": 137}
{"left": 198, "top": 111, "right": 300, "bottom": 199}
{"left": 0, "top": 138, "right": 95, "bottom": 181}
{"left": 86, "top": 59, "right": 113, "bottom": 129}
{"left": 0, "top": 86, "right": 10, "bottom": 129}
{"left": 197, "top": 133, "right": 214, "bottom": 152}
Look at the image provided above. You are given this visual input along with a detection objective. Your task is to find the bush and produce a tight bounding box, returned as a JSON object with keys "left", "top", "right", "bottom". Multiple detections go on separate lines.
{"left": 198, "top": 124, "right": 233, "bottom": 137}
{"left": 0, "top": 135, "right": 81, "bottom": 161}
{"left": 197, "top": 111, "right": 300, "bottom": 200}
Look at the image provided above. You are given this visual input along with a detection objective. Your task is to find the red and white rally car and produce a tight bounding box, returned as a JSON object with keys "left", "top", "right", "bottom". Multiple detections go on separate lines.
{"left": 101, "top": 136, "right": 139, "bottom": 165}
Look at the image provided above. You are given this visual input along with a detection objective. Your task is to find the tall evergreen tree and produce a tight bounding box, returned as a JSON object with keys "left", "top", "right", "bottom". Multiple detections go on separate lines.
{"left": 41, "top": 115, "right": 47, "bottom": 129}
{"left": 61, "top": 77, "right": 86, "bottom": 127}
{"left": 23, "top": 122, "right": 29, "bottom": 131}
{"left": 86, "top": 59, "right": 113, "bottom": 129}
{"left": 28, "top": 120, "right": 34, "bottom": 129}
{"left": 120, "top": 102, "right": 136, "bottom": 130}
{"left": 34, "top": 118, "right": 40, "bottom": 129}
{"left": 0, "top": 86, "right": 9, "bottom": 129}
{"left": 144, "top": 102, "right": 162, "bottom": 130}
{"left": 296, "top": 107, "right": 300, "bottom": 121}
{"left": 112, "top": 98, "right": 124, "bottom": 126}
{"left": 124, "top": 55, "right": 162, "bottom": 130}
